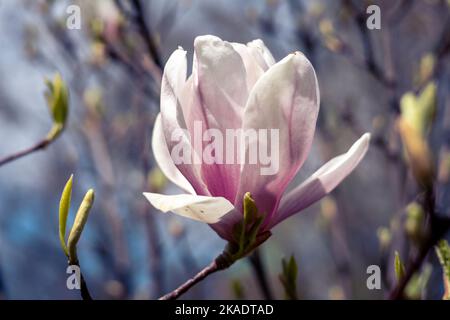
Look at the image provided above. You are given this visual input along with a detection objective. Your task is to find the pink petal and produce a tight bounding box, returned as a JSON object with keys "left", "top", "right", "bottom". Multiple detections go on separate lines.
{"left": 247, "top": 39, "right": 276, "bottom": 71}
{"left": 181, "top": 35, "right": 249, "bottom": 201}
{"left": 191, "top": 35, "right": 248, "bottom": 131}
{"left": 152, "top": 113, "right": 195, "bottom": 194}
{"left": 235, "top": 52, "right": 320, "bottom": 224}
{"left": 231, "top": 42, "right": 265, "bottom": 90}
{"left": 269, "top": 133, "right": 371, "bottom": 228}
{"left": 160, "top": 48, "right": 209, "bottom": 195}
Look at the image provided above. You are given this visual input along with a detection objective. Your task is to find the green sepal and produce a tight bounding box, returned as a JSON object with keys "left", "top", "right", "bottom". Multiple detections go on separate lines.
{"left": 225, "top": 193, "right": 271, "bottom": 263}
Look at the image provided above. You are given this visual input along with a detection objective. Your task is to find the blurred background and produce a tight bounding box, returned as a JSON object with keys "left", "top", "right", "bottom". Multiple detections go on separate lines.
{"left": 0, "top": 0, "right": 449, "bottom": 299}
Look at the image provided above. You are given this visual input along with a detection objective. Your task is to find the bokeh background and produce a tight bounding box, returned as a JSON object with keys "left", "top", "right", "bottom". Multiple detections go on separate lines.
{"left": 0, "top": 0, "right": 449, "bottom": 299}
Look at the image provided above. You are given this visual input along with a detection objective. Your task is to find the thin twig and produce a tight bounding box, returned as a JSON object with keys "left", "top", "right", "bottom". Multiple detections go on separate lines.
{"left": 130, "top": 0, "right": 162, "bottom": 69}
{"left": 70, "top": 262, "right": 93, "bottom": 300}
{"left": 0, "top": 137, "right": 51, "bottom": 167}
{"left": 159, "top": 253, "right": 232, "bottom": 300}
{"left": 79, "top": 271, "right": 92, "bottom": 300}
{"left": 389, "top": 188, "right": 450, "bottom": 299}
{"left": 342, "top": 0, "right": 396, "bottom": 88}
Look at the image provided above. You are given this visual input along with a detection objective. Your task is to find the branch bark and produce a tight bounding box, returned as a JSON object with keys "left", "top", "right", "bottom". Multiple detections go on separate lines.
{"left": 70, "top": 262, "right": 93, "bottom": 301}
{"left": 130, "top": 0, "right": 163, "bottom": 69}
{"left": 159, "top": 253, "right": 233, "bottom": 300}
{"left": 0, "top": 137, "right": 51, "bottom": 167}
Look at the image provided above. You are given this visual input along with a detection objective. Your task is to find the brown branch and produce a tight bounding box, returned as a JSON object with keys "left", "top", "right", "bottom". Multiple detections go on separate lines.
{"left": 0, "top": 137, "right": 51, "bottom": 167}
{"left": 130, "top": 0, "right": 162, "bottom": 69}
{"left": 341, "top": 0, "right": 396, "bottom": 88}
{"left": 159, "top": 253, "right": 233, "bottom": 300}
{"left": 389, "top": 188, "right": 450, "bottom": 299}
{"left": 70, "top": 262, "right": 93, "bottom": 300}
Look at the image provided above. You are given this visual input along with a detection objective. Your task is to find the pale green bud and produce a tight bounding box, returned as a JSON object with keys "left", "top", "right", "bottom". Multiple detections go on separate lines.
{"left": 58, "top": 174, "right": 73, "bottom": 257}
{"left": 67, "top": 189, "right": 95, "bottom": 264}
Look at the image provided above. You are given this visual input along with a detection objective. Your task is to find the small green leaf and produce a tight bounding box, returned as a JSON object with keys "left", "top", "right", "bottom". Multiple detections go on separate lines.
{"left": 394, "top": 251, "right": 406, "bottom": 283}
{"left": 435, "top": 240, "right": 450, "bottom": 299}
{"left": 279, "top": 255, "right": 298, "bottom": 300}
{"left": 231, "top": 279, "right": 245, "bottom": 299}
{"left": 67, "top": 189, "right": 95, "bottom": 264}
{"left": 45, "top": 73, "right": 69, "bottom": 129}
{"left": 405, "top": 264, "right": 432, "bottom": 300}
{"left": 404, "top": 202, "right": 425, "bottom": 244}
{"left": 376, "top": 227, "right": 392, "bottom": 250}
{"left": 400, "top": 81, "right": 436, "bottom": 137}
{"left": 415, "top": 53, "right": 435, "bottom": 86}
{"left": 59, "top": 174, "right": 73, "bottom": 257}
{"left": 288, "top": 256, "right": 298, "bottom": 281}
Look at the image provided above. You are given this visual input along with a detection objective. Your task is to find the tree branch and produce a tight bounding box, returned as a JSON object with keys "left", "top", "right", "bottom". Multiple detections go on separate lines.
{"left": 71, "top": 262, "right": 93, "bottom": 300}
{"left": 0, "top": 137, "right": 51, "bottom": 167}
{"left": 389, "top": 188, "right": 450, "bottom": 299}
{"left": 159, "top": 253, "right": 233, "bottom": 300}
{"left": 130, "top": 0, "right": 162, "bottom": 69}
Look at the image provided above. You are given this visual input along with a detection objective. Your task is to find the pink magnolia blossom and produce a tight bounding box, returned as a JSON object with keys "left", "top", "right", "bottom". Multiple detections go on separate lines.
{"left": 144, "top": 35, "right": 370, "bottom": 242}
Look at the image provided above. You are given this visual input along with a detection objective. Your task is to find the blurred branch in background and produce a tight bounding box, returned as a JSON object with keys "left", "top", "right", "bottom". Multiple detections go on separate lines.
{"left": 248, "top": 249, "right": 274, "bottom": 300}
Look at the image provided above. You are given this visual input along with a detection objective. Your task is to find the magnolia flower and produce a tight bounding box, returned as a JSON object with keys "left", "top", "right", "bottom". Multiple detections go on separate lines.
{"left": 145, "top": 35, "right": 370, "bottom": 247}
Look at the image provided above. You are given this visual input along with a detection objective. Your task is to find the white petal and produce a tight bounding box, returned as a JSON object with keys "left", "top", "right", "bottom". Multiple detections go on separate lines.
{"left": 193, "top": 35, "right": 248, "bottom": 129}
{"left": 231, "top": 42, "right": 265, "bottom": 89}
{"left": 152, "top": 113, "right": 195, "bottom": 194}
{"left": 235, "top": 52, "right": 320, "bottom": 221}
{"left": 188, "top": 35, "right": 249, "bottom": 200}
{"left": 247, "top": 39, "right": 276, "bottom": 70}
{"left": 270, "top": 133, "right": 371, "bottom": 228}
{"left": 160, "top": 48, "right": 209, "bottom": 195}
{"left": 143, "top": 192, "right": 234, "bottom": 224}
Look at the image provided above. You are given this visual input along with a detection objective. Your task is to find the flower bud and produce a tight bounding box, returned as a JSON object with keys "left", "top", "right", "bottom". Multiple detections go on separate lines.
{"left": 67, "top": 189, "right": 95, "bottom": 264}
{"left": 404, "top": 202, "right": 425, "bottom": 244}
{"left": 45, "top": 73, "right": 69, "bottom": 140}
{"left": 397, "top": 118, "right": 434, "bottom": 188}
{"left": 376, "top": 227, "right": 391, "bottom": 251}
{"left": 415, "top": 53, "right": 435, "bottom": 86}
{"left": 58, "top": 174, "right": 73, "bottom": 257}
{"left": 405, "top": 264, "right": 432, "bottom": 300}
{"left": 400, "top": 82, "right": 436, "bottom": 136}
